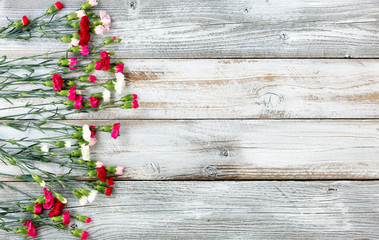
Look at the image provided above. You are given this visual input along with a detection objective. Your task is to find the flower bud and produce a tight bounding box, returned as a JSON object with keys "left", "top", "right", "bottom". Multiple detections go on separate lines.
{"left": 22, "top": 205, "right": 35, "bottom": 212}
{"left": 103, "top": 79, "right": 115, "bottom": 90}
{"left": 75, "top": 215, "right": 91, "bottom": 223}
{"left": 66, "top": 81, "right": 77, "bottom": 87}
{"left": 63, "top": 100, "right": 75, "bottom": 106}
{"left": 70, "top": 149, "right": 82, "bottom": 158}
{"left": 53, "top": 141, "right": 65, "bottom": 147}
{"left": 85, "top": 61, "right": 96, "bottom": 73}
{"left": 55, "top": 192, "right": 67, "bottom": 204}
{"left": 70, "top": 21, "right": 81, "bottom": 29}
{"left": 33, "top": 195, "right": 46, "bottom": 204}
{"left": 121, "top": 94, "right": 138, "bottom": 102}
{"left": 12, "top": 20, "right": 23, "bottom": 28}
{"left": 86, "top": 169, "right": 97, "bottom": 177}
{"left": 57, "top": 58, "right": 70, "bottom": 66}
{"left": 100, "top": 125, "right": 112, "bottom": 133}
{"left": 32, "top": 174, "right": 46, "bottom": 187}
{"left": 69, "top": 46, "right": 81, "bottom": 53}
{"left": 71, "top": 229, "right": 89, "bottom": 239}
{"left": 15, "top": 227, "right": 28, "bottom": 234}
{"left": 90, "top": 92, "right": 103, "bottom": 98}
{"left": 47, "top": 2, "right": 64, "bottom": 14}
{"left": 57, "top": 223, "right": 68, "bottom": 229}
{"left": 43, "top": 80, "right": 54, "bottom": 87}
{"left": 57, "top": 90, "right": 69, "bottom": 96}
{"left": 71, "top": 130, "right": 83, "bottom": 139}
{"left": 102, "top": 37, "right": 115, "bottom": 45}
{"left": 59, "top": 35, "right": 72, "bottom": 43}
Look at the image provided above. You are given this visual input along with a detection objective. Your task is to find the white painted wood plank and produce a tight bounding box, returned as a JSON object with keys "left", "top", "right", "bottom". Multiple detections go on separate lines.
{"left": 0, "top": 0, "right": 378, "bottom": 58}
{"left": 0, "top": 120, "right": 378, "bottom": 180}
{"left": 0, "top": 59, "right": 378, "bottom": 119}
{"left": 1, "top": 181, "right": 379, "bottom": 239}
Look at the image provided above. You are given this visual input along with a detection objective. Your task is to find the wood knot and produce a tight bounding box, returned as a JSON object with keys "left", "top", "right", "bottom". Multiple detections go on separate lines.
{"left": 279, "top": 32, "right": 289, "bottom": 40}
{"left": 145, "top": 162, "right": 160, "bottom": 174}
{"left": 130, "top": 1, "right": 136, "bottom": 9}
{"left": 260, "top": 93, "right": 282, "bottom": 108}
{"left": 203, "top": 166, "right": 218, "bottom": 178}
{"left": 220, "top": 149, "right": 229, "bottom": 157}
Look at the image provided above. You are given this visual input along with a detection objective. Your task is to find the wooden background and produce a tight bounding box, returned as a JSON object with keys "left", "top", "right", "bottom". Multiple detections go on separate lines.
{"left": 0, "top": 0, "right": 378, "bottom": 239}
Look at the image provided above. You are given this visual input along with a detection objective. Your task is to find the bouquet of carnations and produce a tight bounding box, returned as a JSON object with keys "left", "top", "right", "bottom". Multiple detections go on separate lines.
{"left": 0, "top": 1, "right": 139, "bottom": 239}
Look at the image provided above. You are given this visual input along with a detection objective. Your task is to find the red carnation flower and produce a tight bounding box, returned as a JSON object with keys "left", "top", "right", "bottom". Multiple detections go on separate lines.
{"left": 96, "top": 166, "right": 107, "bottom": 181}
{"left": 22, "top": 16, "right": 29, "bottom": 26}
{"left": 78, "top": 16, "right": 91, "bottom": 46}
{"left": 105, "top": 187, "right": 113, "bottom": 196}
{"left": 48, "top": 198, "right": 66, "bottom": 218}
{"left": 55, "top": 1, "right": 64, "bottom": 10}
{"left": 52, "top": 74, "right": 63, "bottom": 91}
{"left": 89, "top": 125, "right": 97, "bottom": 138}
{"left": 107, "top": 177, "right": 114, "bottom": 186}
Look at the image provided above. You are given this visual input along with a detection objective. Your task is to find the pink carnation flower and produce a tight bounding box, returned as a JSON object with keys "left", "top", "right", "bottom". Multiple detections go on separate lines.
{"left": 74, "top": 95, "right": 84, "bottom": 110}
{"left": 111, "top": 123, "right": 120, "bottom": 139}
{"left": 115, "top": 63, "right": 124, "bottom": 73}
{"left": 81, "top": 45, "right": 89, "bottom": 56}
{"left": 88, "top": 75, "right": 96, "bottom": 83}
{"left": 115, "top": 166, "right": 124, "bottom": 175}
{"left": 43, "top": 188, "right": 54, "bottom": 209}
{"left": 96, "top": 161, "right": 104, "bottom": 168}
{"left": 63, "top": 211, "right": 71, "bottom": 225}
{"left": 68, "top": 86, "right": 76, "bottom": 101}
{"left": 69, "top": 58, "right": 77, "bottom": 70}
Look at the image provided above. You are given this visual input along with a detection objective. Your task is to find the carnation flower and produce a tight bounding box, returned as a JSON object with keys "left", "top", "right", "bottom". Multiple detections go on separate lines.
{"left": 105, "top": 187, "right": 113, "bottom": 196}
{"left": 99, "top": 10, "right": 111, "bottom": 30}
{"left": 96, "top": 161, "right": 104, "bottom": 168}
{"left": 47, "top": 1, "right": 64, "bottom": 14}
{"left": 111, "top": 123, "right": 121, "bottom": 139}
{"left": 75, "top": 95, "right": 84, "bottom": 110}
{"left": 89, "top": 137, "right": 97, "bottom": 146}
{"left": 95, "top": 51, "right": 110, "bottom": 71}
{"left": 115, "top": 63, "right": 124, "bottom": 73}
{"left": 32, "top": 174, "right": 46, "bottom": 188}
{"left": 34, "top": 204, "right": 43, "bottom": 214}
{"left": 88, "top": 190, "right": 98, "bottom": 203}
{"left": 115, "top": 166, "right": 124, "bottom": 175}
{"left": 94, "top": 25, "right": 106, "bottom": 35}
{"left": 43, "top": 188, "right": 54, "bottom": 209}
{"left": 41, "top": 144, "right": 50, "bottom": 152}
{"left": 78, "top": 16, "right": 91, "bottom": 46}
{"left": 81, "top": 144, "right": 90, "bottom": 161}
{"left": 70, "top": 38, "right": 80, "bottom": 47}
{"left": 79, "top": 196, "right": 88, "bottom": 205}
{"left": 76, "top": 10, "right": 86, "bottom": 18}
{"left": 65, "top": 141, "right": 71, "bottom": 148}
{"left": 115, "top": 72, "right": 126, "bottom": 94}
{"left": 107, "top": 177, "right": 114, "bottom": 185}
{"left": 68, "top": 86, "right": 76, "bottom": 101}
{"left": 132, "top": 100, "right": 139, "bottom": 109}
{"left": 96, "top": 166, "right": 107, "bottom": 181}
{"left": 75, "top": 215, "right": 92, "bottom": 223}
{"left": 82, "top": 124, "right": 91, "bottom": 142}
{"left": 89, "top": 96, "right": 99, "bottom": 108}
{"left": 103, "top": 89, "right": 111, "bottom": 103}
{"left": 24, "top": 220, "right": 37, "bottom": 238}
{"left": 89, "top": 75, "right": 96, "bottom": 82}
{"left": 69, "top": 58, "right": 77, "bottom": 70}
{"left": 81, "top": 45, "right": 89, "bottom": 56}
{"left": 48, "top": 198, "right": 66, "bottom": 218}
{"left": 71, "top": 229, "right": 89, "bottom": 239}
{"left": 22, "top": 16, "right": 29, "bottom": 26}
{"left": 63, "top": 211, "right": 70, "bottom": 225}
{"left": 52, "top": 74, "right": 63, "bottom": 91}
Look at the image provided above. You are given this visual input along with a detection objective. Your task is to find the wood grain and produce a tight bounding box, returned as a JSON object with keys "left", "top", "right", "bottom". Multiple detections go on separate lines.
{"left": 0, "top": 0, "right": 378, "bottom": 58}
{"left": 0, "top": 120, "right": 378, "bottom": 180}
{"left": 0, "top": 59, "right": 378, "bottom": 119}
{"left": 1, "top": 181, "right": 379, "bottom": 239}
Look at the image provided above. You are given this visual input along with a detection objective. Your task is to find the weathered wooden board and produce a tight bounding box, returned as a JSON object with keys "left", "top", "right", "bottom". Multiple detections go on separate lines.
{"left": 0, "top": 120, "right": 378, "bottom": 180}
{"left": 1, "top": 181, "right": 379, "bottom": 239}
{"left": 1, "top": 0, "right": 379, "bottom": 58}
{"left": 0, "top": 59, "right": 378, "bottom": 119}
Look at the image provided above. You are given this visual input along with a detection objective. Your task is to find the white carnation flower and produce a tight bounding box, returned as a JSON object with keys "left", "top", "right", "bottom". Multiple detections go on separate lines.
{"left": 41, "top": 144, "right": 49, "bottom": 153}
{"left": 88, "top": 190, "right": 98, "bottom": 203}
{"left": 115, "top": 72, "right": 126, "bottom": 95}
{"left": 79, "top": 196, "right": 89, "bottom": 206}
{"left": 103, "top": 89, "right": 111, "bottom": 103}
{"left": 82, "top": 124, "right": 91, "bottom": 142}
{"left": 81, "top": 144, "right": 90, "bottom": 161}
{"left": 64, "top": 141, "right": 71, "bottom": 148}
